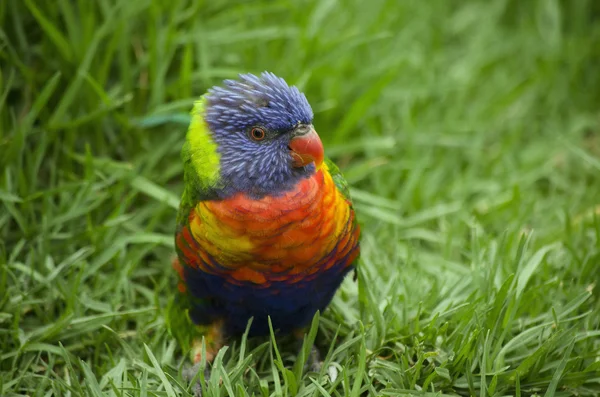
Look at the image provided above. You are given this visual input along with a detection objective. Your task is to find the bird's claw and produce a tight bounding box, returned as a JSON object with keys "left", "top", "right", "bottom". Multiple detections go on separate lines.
{"left": 183, "top": 362, "right": 211, "bottom": 397}
{"left": 304, "top": 344, "right": 323, "bottom": 373}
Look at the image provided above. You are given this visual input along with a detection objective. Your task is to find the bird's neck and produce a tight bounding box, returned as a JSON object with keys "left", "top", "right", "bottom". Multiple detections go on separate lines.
{"left": 217, "top": 165, "right": 316, "bottom": 200}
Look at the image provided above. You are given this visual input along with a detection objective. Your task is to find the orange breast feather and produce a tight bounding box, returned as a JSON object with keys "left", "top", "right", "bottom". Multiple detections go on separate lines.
{"left": 177, "top": 166, "right": 359, "bottom": 286}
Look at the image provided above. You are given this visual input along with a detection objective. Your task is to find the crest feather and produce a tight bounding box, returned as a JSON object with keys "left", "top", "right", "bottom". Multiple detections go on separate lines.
{"left": 204, "top": 72, "right": 314, "bottom": 134}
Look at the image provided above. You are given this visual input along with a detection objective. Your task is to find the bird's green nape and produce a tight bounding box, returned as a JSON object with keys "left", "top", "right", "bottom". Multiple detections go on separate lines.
{"left": 183, "top": 97, "right": 220, "bottom": 186}
{"left": 177, "top": 97, "right": 221, "bottom": 224}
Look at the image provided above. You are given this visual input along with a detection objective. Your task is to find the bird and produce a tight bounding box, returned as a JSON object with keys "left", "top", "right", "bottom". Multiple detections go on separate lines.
{"left": 168, "top": 71, "right": 361, "bottom": 381}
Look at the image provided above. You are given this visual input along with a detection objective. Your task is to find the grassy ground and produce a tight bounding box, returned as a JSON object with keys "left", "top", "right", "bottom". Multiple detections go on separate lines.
{"left": 2, "top": 0, "right": 600, "bottom": 395}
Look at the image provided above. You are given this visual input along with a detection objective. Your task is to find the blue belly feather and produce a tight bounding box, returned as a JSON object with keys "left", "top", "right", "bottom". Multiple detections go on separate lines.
{"left": 183, "top": 248, "right": 356, "bottom": 336}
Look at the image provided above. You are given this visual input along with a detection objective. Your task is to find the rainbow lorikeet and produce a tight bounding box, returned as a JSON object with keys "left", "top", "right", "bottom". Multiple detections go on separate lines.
{"left": 169, "top": 72, "right": 360, "bottom": 372}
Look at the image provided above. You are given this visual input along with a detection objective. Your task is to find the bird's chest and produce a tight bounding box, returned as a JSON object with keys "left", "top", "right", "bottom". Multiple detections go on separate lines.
{"left": 181, "top": 169, "right": 353, "bottom": 284}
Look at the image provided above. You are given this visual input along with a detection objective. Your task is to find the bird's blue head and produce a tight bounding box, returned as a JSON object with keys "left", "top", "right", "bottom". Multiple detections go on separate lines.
{"left": 185, "top": 72, "right": 324, "bottom": 199}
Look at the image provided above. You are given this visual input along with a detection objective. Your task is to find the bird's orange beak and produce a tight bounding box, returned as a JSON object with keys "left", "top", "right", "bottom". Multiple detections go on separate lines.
{"left": 289, "top": 125, "right": 324, "bottom": 169}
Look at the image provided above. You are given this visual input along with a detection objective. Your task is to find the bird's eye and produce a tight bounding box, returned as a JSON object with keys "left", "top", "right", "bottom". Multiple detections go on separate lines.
{"left": 250, "top": 127, "right": 266, "bottom": 141}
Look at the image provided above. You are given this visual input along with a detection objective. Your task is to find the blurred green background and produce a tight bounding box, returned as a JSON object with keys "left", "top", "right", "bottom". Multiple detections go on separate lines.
{"left": 1, "top": 0, "right": 600, "bottom": 395}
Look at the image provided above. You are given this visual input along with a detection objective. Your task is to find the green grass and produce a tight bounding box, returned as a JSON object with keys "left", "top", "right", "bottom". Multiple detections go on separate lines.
{"left": 1, "top": 0, "right": 600, "bottom": 395}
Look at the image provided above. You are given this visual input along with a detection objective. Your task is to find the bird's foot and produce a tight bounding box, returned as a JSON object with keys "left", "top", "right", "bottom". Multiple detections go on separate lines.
{"left": 184, "top": 322, "right": 225, "bottom": 397}
{"left": 305, "top": 344, "right": 323, "bottom": 373}
{"left": 183, "top": 362, "right": 210, "bottom": 397}
{"left": 293, "top": 328, "right": 323, "bottom": 373}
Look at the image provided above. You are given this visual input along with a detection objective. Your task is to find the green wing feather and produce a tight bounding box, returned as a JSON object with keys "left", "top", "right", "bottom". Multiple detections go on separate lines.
{"left": 323, "top": 156, "right": 360, "bottom": 274}
{"left": 324, "top": 156, "right": 353, "bottom": 205}
{"left": 165, "top": 291, "right": 196, "bottom": 354}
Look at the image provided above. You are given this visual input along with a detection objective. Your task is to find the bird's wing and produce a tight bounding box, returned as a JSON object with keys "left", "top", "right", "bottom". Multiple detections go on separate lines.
{"left": 322, "top": 156, "right": 361, "bottom": 269}
{"left": 323, "top": 156, "right": 353, "bottom": 207}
